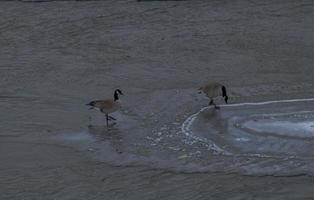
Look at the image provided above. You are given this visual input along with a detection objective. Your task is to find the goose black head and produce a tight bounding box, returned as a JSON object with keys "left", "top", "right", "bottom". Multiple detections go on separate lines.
{"left": 114, "top": 89, "right": 123, "bottom": 101}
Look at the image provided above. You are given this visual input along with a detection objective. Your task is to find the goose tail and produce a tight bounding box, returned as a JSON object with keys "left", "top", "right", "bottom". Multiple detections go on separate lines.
{"left": 85, "top": 101, "right": 95, "bottom": 106}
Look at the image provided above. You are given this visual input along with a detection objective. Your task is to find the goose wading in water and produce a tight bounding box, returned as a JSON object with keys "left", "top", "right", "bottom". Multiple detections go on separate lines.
{"left": 86, "top": 89, "right": 123, "bottom": 127}
{"left": 198, "top": 81, "right": 228, "bottom": 109}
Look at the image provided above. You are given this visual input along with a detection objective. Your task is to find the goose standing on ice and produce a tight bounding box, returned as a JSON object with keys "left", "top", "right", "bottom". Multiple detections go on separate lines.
{"left": 86, "top": 89, "right": 123, "bottom": 127}
{"left": 198, "top": 81, "right": 228, "bottom": 109}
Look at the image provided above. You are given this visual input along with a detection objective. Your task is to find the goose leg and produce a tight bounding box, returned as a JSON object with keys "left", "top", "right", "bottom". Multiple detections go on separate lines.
{"left": 106, "top": 114, "right": 109, "bottom": 127}
{"left": 210, "top": 100, "right": 220, "bottom": 109}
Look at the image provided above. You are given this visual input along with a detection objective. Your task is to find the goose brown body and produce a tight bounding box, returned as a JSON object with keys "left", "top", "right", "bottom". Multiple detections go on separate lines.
{"left": 88, "top": 99, "right": 121, "bottom": 114}
{"left": 199, "top": 81, "right": 228, "bottom": 108}
{"left": 199, "top": 81, "right": 224, "bottom": 98}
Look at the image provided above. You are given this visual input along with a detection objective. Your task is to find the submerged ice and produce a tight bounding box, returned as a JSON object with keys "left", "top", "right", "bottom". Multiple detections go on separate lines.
{"left": 182, "top": 99, "right": 314, "bottom": 175}
{"left": 243, "top": 119, "right": 314, "bottom": 138}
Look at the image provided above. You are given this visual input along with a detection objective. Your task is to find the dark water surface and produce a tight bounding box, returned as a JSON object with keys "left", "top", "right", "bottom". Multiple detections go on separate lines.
{"left": 2, "top": 0, "right": 314, "bottom": 199}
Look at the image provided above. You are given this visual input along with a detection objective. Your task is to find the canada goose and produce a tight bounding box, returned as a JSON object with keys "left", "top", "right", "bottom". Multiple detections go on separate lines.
{"left": 198, "top": 81, "right": 228, "bottom": 109}
{"left": 86, "top": 89, "right": 123, "bottom": 127}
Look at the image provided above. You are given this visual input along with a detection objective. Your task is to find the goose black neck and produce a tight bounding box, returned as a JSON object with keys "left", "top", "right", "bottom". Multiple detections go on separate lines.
{"left": 114, "top": 91, "right": 119, "bottom": 101}
{"left": 222, "top": 86, "right": 227, "bottom": 97}
{"left": 222, "top": 86, "right": 228, "bottom": 104}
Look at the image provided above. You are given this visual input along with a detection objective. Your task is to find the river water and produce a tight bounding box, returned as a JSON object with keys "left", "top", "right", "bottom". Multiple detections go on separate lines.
{"left": 2, "top": 0, "right": 314, "bottom": 199}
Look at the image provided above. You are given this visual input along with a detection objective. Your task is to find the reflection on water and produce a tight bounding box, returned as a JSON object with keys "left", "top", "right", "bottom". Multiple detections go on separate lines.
{"left": 87, "top": 125, "right": 123, "bottom": 154}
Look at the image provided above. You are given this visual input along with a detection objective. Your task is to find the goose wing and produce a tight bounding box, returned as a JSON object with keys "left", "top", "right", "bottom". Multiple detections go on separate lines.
{"left": 86, "top": 99, "right": 115, "bottom": 109}
{"left": 201, "top": 82, "right": 223, "bottom": 97}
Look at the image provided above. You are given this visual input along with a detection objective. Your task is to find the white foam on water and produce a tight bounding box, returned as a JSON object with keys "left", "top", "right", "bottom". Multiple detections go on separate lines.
{"left": 235, "top": 137, "right": 250, "bottom": 142}
{"left": 181, "top": 107, "right": 230, "bottom": 155}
